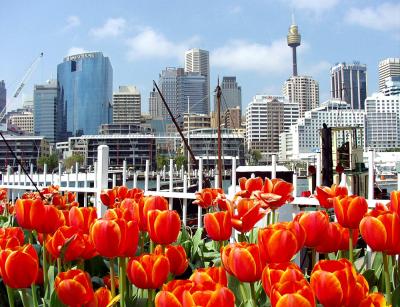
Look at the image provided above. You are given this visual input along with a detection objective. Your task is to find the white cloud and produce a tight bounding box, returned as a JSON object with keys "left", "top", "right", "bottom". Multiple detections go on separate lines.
{"left": 303, "top": 60, "right": 331, "bottom": 76}
{"left": 126, "top": 27, "right": 199, "bottom": 60}
{"left": 229, "top": 5, "right": 242, "bottom": 14}
{"left": 90, "top": 18, "right": 126, "bottom": 38}
{"left": 211, "top": 39, "right": 292, "bottom": 74}
{"left": 345, "top": 2, "right": 400, "bottom": 31}
{"left": 66, "top": 47, "right": 89, "bottom": 56}
{"left": 282, "top": 0, "right": 339, "bottom": 14}
{"left": 64, "top": 15, "right": 80, "bottom": 30}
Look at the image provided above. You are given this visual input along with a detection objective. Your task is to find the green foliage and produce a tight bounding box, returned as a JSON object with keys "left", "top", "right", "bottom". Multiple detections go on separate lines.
{"left": 249, "top": 150, "right": 262, "bottom": 165}
{"left": 156, "top": 155, "right": 168, "bottom": 171}
{"left": 37, "top": 153, "right": 58, "bottom": 171}
{"left": 175, "top": 155, "right": 187, "bottom": 171}
{"left": 64, "top": 154, "right": 84, "bottom": 170}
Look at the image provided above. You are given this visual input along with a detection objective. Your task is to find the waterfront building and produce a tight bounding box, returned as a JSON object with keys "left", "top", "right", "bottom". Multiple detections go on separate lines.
{"left": 365, "top": 92, "right": 400, "bottom": 150}
{"left": 57, "top": 52, "right": 112, "bottom": 137}
{"left": 8, "top": 111, "right": 34, "bottom": 134}
{"left": 224, "top": 107, "right": 241, "bottom": 129}
{"left": 283, "top": 76, "right": 319, "bottom": 117}
{"left": 113, "top": 86, "right": 141, "bottom": 125}
{"left": 330, "top": 62, "right": 367, "bottom": 109}
{"left": 382, "top": 76, "right": 400, "bottom": 96}
{"left": 99, "top": 124, "right": 151, "bottom": 135}
{"left": 379, "top": 58, "right": 400, "bottom": 92}
{"left": 183, "top": 113, "right": 211, "bottom": 131}
{"left": 213, "top": 76, "right": 242, "bottom": 115}
{"left": 0, "top": 80, "right": 6, "bottom": 113}
{"left": 185, "top": 48, "right": 210, "bottom": 113}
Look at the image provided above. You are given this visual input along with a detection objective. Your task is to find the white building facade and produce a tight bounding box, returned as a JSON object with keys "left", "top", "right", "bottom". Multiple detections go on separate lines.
{"left": 112, "top": 85, "right": 141, "bottom": 125}
{"left": 379, "top": 58, "right": 400, "bottom": 92}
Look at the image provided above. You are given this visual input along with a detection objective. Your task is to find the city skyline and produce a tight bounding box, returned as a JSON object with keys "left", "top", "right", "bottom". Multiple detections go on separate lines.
{"left": 1, "top": 0, "right": 399, "bottom": 113}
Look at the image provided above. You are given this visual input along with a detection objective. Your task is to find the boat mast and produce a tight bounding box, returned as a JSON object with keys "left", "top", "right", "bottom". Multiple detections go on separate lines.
{"left": 216, "top": 78, "right": 223, "bottom": 189}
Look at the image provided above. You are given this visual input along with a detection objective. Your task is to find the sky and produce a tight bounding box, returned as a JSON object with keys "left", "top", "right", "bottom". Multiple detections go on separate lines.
{"left": 1, "top": 0, "right": 399, "bottom": 113}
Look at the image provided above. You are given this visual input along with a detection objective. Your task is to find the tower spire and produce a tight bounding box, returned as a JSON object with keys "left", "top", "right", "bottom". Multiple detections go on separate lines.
{"left": 287, "top": 16, "right": 301, "bottom": 76}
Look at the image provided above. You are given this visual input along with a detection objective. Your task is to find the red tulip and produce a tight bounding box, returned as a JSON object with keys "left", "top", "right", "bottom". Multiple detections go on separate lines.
{"left": 315, "top": 184, "right": 348, "bottom": 209}
{"left": 90, "top": 218, "right": 139, "bottom": 258}
{"left": 55, "top": 269, "right": 94, "bottom": 306}
{"left": 359, "top": 292, "right": 387, "bottom": 307}
{"left": 337, "top": 224, "right": 359, "bottom": 251}
{"left": 0, "top": 188, "right": 6, "bottom": 201}
{"left": 69, "top": 206, "right": 97, "bottom": 233}
{"left": 231, "top": 198, "right": 266, "bottom": 233}
{"left": 100, "top": 189, "right": 117, "bottom": 208}
{"left": 127, "top": 253, "right": 170, "bottom": 289}
{"left": 221, "top": 242, "right": 262, "bottom": 282}
{"left": 389, "top": 190, "right": 400, "bottom": 215}
{"left": 294, "top": 211, "right": 329, "bottom": 248}
{"left": 103, "top": 274, "right": 119, "bottom": 289}
{"left": 204, "top": 211, "right": 232, "bottom": 241}
{"left": 254, "top": 178, "right": 294, "bottom": 210}
{"left": 155, "top": 245, "right": 188, "bottom": 276}
{"left": 360, "top": 210, "right": 400, "bottom": 255}
{"left": 147, "top": 210, "right": 181, "bottom": 245}
{"left": 0, "top": 227, "right": 25, "bottom": 250}
{"left": 270, "top": 279, "right": 315, "bottom": 307}
{"left": 333, "top": 195, "right": 368, "bottom": 229}
{"left": 310, "top": 259, "right": 369, "bottom": 307}
{"left": 236, "top": 177, "right": 263, "bottom": 198}
{"left": 193, "top": 188, "right": 224, "bottom": 209}
{"left": 190, "top": 267, "right": 228, "bottom": 287}
{"left": 0, "top": 244, "right": 38, "bottom": 288}
{"left": 261, "top": 262, "right": 303, "bottom": 297}
{"left": 52, "top": 192, "right": 76, "bottom": 209}
{"left": 258, "top": 221, "right": 305, "bottom": 264}
{"left": 46, "top": 226, "right": 85, "bottom": 261}
{"left": 140, "top": 196, "right": 168, "bottom": 231}
{"left": 86, "top": 287, "right": 112, "bottom": 307}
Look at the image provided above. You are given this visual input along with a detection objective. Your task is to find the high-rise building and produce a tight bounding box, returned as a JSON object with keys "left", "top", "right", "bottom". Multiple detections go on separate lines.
{"left": 185, "top": 48, "right": 210, "bottom": 113}
{"left": 330, "top": 62, "right": 367, "bottom": 109}
{"left": 0, "top": 80, "right": 6, "bottom": 113}
{"left": 224, "top": 107, "right": 241, "bottom": 129}
{"left": 57, "top": 52, "right": 113, "bottom": 137}
{"left": 213, "top": 76, "right": 242, "bottom": 115}
{"left": 113, "top": 86, "right": 141, "bottom": 125}
{"left": 34, "top": 80, "right": 62, "bottom": 143}
{"left": 148, "top": 91, "right": 166, "bottom": 119}
{"left": 283, "top": 76, "right": 319, "bottom": 117}
{"left": 287, "top": 16, "right": 301, "bottom": 76}
{"left": 379, "top": 58, "right": 400, "bottom": 91}
{"left": 177, "top": 72, "right": 207, "bottom": 116}
{"left": 157, "top": 67, "right": 182, "bottom": 119}
{"left": 382, "top": 76, "right": 400, "bottom": 96}
{"left": 8, "top": 111, "right": 34, "bottom": 134}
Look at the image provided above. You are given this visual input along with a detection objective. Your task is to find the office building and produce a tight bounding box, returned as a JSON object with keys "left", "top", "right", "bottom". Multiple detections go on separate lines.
{"left": 283, "top": 76, "right": 319, "bottom": 118}
{"left": 0, "top": 80, "right": 6, "bottom": 113}
{"left": 379, "top": 58, "right": 400, "bottom": 92}
{"left": 213, "top": 76, "right": 242, "bottom": 115}
{"left": 113, "top": 86, "right": 141, "bottom": 125}
{"left": 183, "top": 113, "right": 211, "bottom": 131}
{"left": 185, "top": 48, "right": 210, "bottom": 113}
{"left": 178, "top": 72, "right": 208, "bottom": 116}
{"left": 382, "top": 76, "right": 400, "bottom": 96}
{"left": 34, "top": 80, "right": 61, "bottom": 143}
{"left": 8, "top": 111, "right": 34, "bottom": 134}
{"left": 330, "top": 62, "right": 367, "bottom": 109}
{"left": 57, "top": 52, "right": 112, "bottom": 137}
{"left": 157, "top": 67, "right": 182, "bottom": 119}
{"left": 224, "top": 107, "right": 241, "bottom": 129}
{"left": 149, "top": 91, "right": 167, "bottom": 118}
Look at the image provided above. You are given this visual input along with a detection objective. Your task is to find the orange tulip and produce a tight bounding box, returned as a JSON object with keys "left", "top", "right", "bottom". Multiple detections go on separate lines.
{"left": 69, "top": 206, "right": 97, "bottom": 233}
{"left": 127, "top": 253, "right": 170, "bottom": 289}
{"left": 231, "top": 198, "right": 266, "bottom": 233}
{"left": 46, "top": 226, "right": 85, "bottom": 261}
{"left": 221, "top": 242, "right": 262, "bottom": 282}
{"left": 333, "top": 195, "right": 368, "bottom": 229}
{"left": 236, "top": 177, "right": 263, "bottom": 198}
{"left": 155, "top": 244, "right": 188, "bottom": 276}
{"left": 294, "top": 211, "right": 329, "bottom": 248}
{"left": 254, "top": 178, "right": 294, "bottom": 210}
{"left": 0, "top": 188, "right": 7, "bottom": 201}
{"left": 337, "top": 224, "right": 359, "bottom": 251}
{"left": 100, "top": 189, "right": 117, "bottom": 208}
{"left": 258, "top": 221, "right": 305, "bottom": 264}
{"left": 315, "top": 184, "right": 348, "bottom": 209}
{"left": 389, "top": 190, "right": 400, "bottom": 215}
{"left": 359, "top": 292, "right": 387, "bottom": 307}
{"left": 0, "top": 244, "right": 38, "bottom": 289}
{"left": 360, "top": 210, "right": 400, "bottom": 255}
{"left": 204, "top": 211, "right": 232, "bottom": 241}
{"left": 55, "top": 269, "right": 94, "bottom": 306}
{"left": 190, "top": 267, "right": 228, "bottom": 287}
{"left": 270, "top": 279, "right": 315, "bottom": 307}
{"left": 315, "top": 222, "right": 341, "bottom": 253}
{"left": 193, "top": 188, "right": 224, "bottom": 209}
{"left": 261, "top": 262, "right": 303, "bottom": 297}
{"left": 90, "top": 218, "right": 139, "bottom": 258}
{"left": 140, "top": 196, "right": 168, "bottom": 231}
{"left": 86, "top": 287, "right": 112, "bottom": 307}
{"left": 147, "top": 210, "right": 181, "bottom": 245}
{"left": 310, "top": 259, "right": 369, "bottom": 307}
{"left": 52, "top": 191, "right": 77, "bottom": 209}
{"left": 0, "top": 227, "right": 25, "bottom": 250}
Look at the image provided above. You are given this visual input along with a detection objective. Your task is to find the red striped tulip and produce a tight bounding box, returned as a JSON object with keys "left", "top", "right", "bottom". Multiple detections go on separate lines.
{"left": 261, "top": 262, "right": 303, "bottom": 297}
{"left": 147, "top": 210, "right": 181, "bottom": 245}
{"left": 0, "top": 227, "right": 24, "bottom": 250}
{"left": 294, "top": 211, "right": 329, "bottom": 248}
{"left": 389, "top": 190, "right": 400, "bottom": 215}
{"left": 127, "top": 254, "right": 170, "bottom": 289}
{"left": 140, "top": 196, "right": 168, "bottom": 231}
{"left": 333, "top": 195, "right": 368, "bottom": 229}
{"left": 55, "top": 269, "right": 94, "bottom": 306}
{"left": 0, "top": 244, "right": 38, "bottom": 288}
{"left": 337, "top": 224, "right": 359, "bottom": 251}
{"left": 193, "top": 188, "right": 224, "bottom": 209}
{"left": 236, "top": 177, "right": 263, "bottom": 198}
{"left": 190, "top": 267, "right": 228, "bottom": 287}
{"left": 359, "top": 292, "right": 387, "bottom": 307}
{"left": 204, "top": 211, "right": 232, "bottom": 241}
{"left": 103, "top": 274, "right": 119, "bottom": 289}
{"left": 315, "top": 184, "right": 348, "bottom": 209}
{"left": 270, "top": 279, "right": 315, "bottom": 307}
{"left": 155, "top": 244, "right": 188, "bottom": 276}
{"left": 231, "top": 198, "right": 266, "bottom": 233}
{"left": 46, "top": 226, "right": 85, "bottom": 261}
{"left": 86, "top": 287, "right": 112, "bottom": 307}
{"left": 69, "top": 206, "right": 97, "bottom": 233}
{"left": 258, "top": 221, "right": 305, "bottom": 264}
{"left": 254, "top": 178, "right": 294, "bottom": 210}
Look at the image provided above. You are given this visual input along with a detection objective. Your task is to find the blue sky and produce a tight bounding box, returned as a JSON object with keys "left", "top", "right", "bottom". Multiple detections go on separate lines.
{"left": 1, "top": 0, "right": 399, "bottom": 113}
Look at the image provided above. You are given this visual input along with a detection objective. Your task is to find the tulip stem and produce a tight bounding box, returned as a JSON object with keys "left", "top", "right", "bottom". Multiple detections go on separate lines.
{"left": 250, "top": 282, "right": 257, "bottom": 306}
{"left": 110, "top": 258, "right": 116, "bottom": 298}
{"left": 239, "top": 283, "right": 247, "bottom": 302}
{"left": 311, "top": 248, "right": 317, "bottom": 269}
{"left": 271, "top": 209, "right": 276, "bottom": 224}
{"left": 6, "top": 286, "right": 15, "bottom": 307}
{"left": 348, "top": 229, "right": 354, "bottom": 264}
{"left": 147, "top": 289, "right": 155, "bottom": 307}
{"left": 31, "top": 283, "right": 39, "bottom": 307}
{"left": 383, "top": 253, "right": 392, "bottom": 305}
{"left": 42, "top": 234, "right": 49, "bottom": 297}
{"left": 20, "top": 289, "right": 29, "bottom": 307}
{"left": 119, "top": 257, "right": 127, "bottom": 307}
{"left": 150, "top": 240, "right": 155, "bottom": 253}
{"left": 57, "top": 258, "right": 62, "bottom": 273}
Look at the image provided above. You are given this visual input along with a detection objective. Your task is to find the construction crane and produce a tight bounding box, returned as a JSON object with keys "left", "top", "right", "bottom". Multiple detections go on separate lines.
{"left": 0, "top": 52, "right": 44, "bottom": 124}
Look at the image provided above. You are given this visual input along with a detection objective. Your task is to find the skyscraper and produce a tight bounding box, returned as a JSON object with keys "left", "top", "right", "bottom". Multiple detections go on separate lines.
{"left": 113, "top": 86, "right": 141, "bottom": 125}
{"left": 148, "top": 91, "right": 165, "bottom": 118}
{"left": 283, "top": 76, "right": 319, "bottom": 117}
{"left": 157, "top": 67, "right": 182, "bottom": 119}
{"left": 214, "top": 76, "right": 242, "bottom": 115}
{"left": 177, "top": 72, "right": 207, "bottom": 116}
{"left": 287, "top": 16, "right": 301, "bottom": 76}
{"left": 34, "top": 80, "right": 61, "bottom": 143}
{"left": 57, "top": 52, "right": 113, "bottom": 137}
{"left": 330, "top": 62, "right": 367, "bottom": 109}
{"left": 379, "top": 58, "right": 400, "bottom": 92}
{"left": 185, "top": 48, "right": 210, "bottom": 113}
{"left": 0, "top": 80, "right": 6, "bottom": 114}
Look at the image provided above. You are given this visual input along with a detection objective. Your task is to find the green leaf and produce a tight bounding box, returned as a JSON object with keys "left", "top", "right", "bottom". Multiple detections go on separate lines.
{"left": 50, "top": 290, "right": 66, "bottom": 307}
{"left": 393, "top": 285, "right": 400, "bottom": 307}
{"left": 363, "top": 269, "right": 378, "bottom": 288}
{"left": 192, "top": 227, "right": 203, "bottom": 257}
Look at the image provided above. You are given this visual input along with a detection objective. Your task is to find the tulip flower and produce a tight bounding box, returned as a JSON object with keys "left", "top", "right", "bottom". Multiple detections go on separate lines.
{"left": 140, "top": 196, "right": 168, "bottom": 231}
{"left": 258, "top": 221, "right": 305, "bottom": 264}
{"left": 310, "top": 259, "right": 369, "bottom": 307}
{"left": 127, "top": 253, "right": 170, "bottom": 289}
{"left": 103, "top": 274, "right": 119, "bottom": 289}
{"left": 261, "top": 262, "right": 303, "bottom": 297}
{"left": 0, "top": 227, "right": 25, "bottom": 250}
{"left": 193, "top": 188, "right": 224, "bottom": 209}
{"left": 231, "top": 198, "right": 266, "bottom": 233}
{"left": 389, "top": 190, "right": 400, "bottom": 215}
{"left": 254, "top": 178, "right": 294, "bottom": 210}
{"left": 0, "top": 244, "right": 38, "bottom": 289}
{"left": 87, "top": 287, "right": 112, "bottom": 307}
{"left": 100, "top": 189, "right": 117, "bottom": 208}
{"left": 333, "top": 195, "right": 368, "bottom": 229}
{"left": 69, "top": 206, "right": 97, "bottom": 233}
{"left": 337, "top": 224, "right": 359, "bottom": 251}
{"left": 204, "top": 211, "right": 232, "bottom": 242}
{"left": 221, "top": 242, "right": 262, "bottom": 283}
{"left": 55, "top": 269, "right": 94, "bottom": 306}
{"left": 270, "top": 279, "right": 315, "bottom": 307}
{"left": 236, "top": 177, "right": 263, "bottom": 198}
{"left": 52, "top": 192, "right": 76, "bottom": 209}
{"left": 147, "top": 210, "right": 181, "bottom": 245}
{"left": 315, "top": 184, "right": 348, "bottom": 209}
{"left": 155, "top": 244, "right": 188, "bottom": 276}
{"left": 359, "top": 292, "right": 387, "bottom": 307}
{"left": 294, "top": 211, "right": 329, "bottom": 248}
{"left": 190, "top": 267, "right": 228, "bottom": 287}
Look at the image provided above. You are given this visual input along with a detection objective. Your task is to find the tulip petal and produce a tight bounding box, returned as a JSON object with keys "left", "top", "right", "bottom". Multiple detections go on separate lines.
{"left": 155, "top": 291, "right": 182, "bottom": 307}
{"left": 359, "top": 216, "right": 387, "bottom": 251}
{"left": 311, "top": 271, "right": 343, "bottom": 307}
{"left": 276, "top": 293, "right": 313, "bottom": 307}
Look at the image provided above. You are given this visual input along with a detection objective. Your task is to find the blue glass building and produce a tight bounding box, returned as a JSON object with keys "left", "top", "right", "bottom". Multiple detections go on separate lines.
{"left": 57, "top": 52, "right": 112, "bottom": 137}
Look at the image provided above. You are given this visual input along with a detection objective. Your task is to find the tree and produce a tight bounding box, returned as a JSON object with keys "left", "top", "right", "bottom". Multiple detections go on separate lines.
{"left": 37, "top": 154, "right": 58, "bottom": 172}
{"left": 156, "top": 155, "right": 168, "bottom": 171}
{"left": 64, "top": 154, "right": 85, "bottom": 170}
{"left": 174, "top": 155, "right": 187, "bottom": 171}
{"left": 250, "top": 150, "right": 262, "bottom": 165}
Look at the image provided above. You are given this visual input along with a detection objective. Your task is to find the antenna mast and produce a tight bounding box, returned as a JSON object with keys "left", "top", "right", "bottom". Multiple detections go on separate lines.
{"left": 216, "top": 78, "right": 223, "bottom": 189}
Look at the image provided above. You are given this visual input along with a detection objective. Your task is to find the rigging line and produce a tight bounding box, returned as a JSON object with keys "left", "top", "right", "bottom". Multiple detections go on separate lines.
{"left": 0, "top": 131, "right": 45, "bottom": 200}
